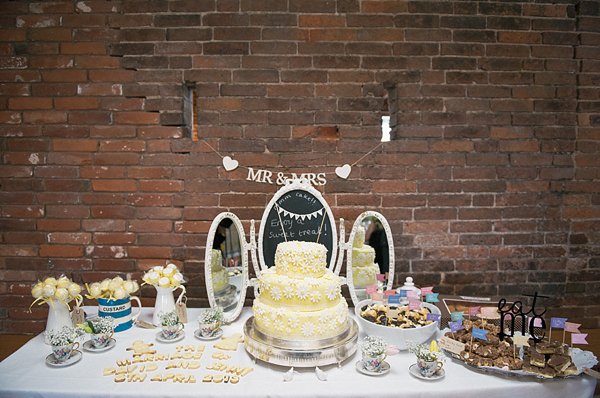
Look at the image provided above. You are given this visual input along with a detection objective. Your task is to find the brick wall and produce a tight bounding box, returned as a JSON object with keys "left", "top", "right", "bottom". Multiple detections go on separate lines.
{"left": 0, "top": 0, "right": 599, "bottom": 333}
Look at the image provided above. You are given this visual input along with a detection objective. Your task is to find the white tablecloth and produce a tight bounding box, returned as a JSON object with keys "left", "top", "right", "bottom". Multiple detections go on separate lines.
{"left": 0, "top": 307, "right": 596, "bottom": 398}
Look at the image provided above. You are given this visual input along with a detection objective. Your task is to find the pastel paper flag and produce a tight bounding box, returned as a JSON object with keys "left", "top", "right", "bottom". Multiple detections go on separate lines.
{"left": 451, "top": 311, "right": 464, "bottom": 322}
{"left": 388, "top": 295, "right": 401, "bottom": 304}
{"left": 565, "top": 322, "right": 581, "bottom": 333}
{"left": 449, "top": 320, "right": 464, "bottom": 332}
{"left": 468, "top": 306, "right": 481, "bottom": 317}
{"left": 529, "top": 316, "right": 543, "bottom": 328}
{"left": 425, "top": 293, "right": 439, "bottom": 303}
{"left": 513, "top": 335, "right": 530, "bottom": 347}
{"left": 365, "top": 285, "right": 377, "bottom": 295}
{"left": 407, "top": 290, "right": 420, "bottom": 299}
{"left": 551, "top": 317, "right": 567, "bottom": 329}
{"left": 480, "top": 307, "right": 497, "bottom": 318}
{"left": 398, "top": 290, "right": 408, "bottom": 298}
{"left": 384, "top": 290, "right": 395, "bottom": 297}
{"left": 376, "top": 274, "right": 385, "bottom": 282}
{"left": 420, "top": 286, "right": 434, "bottom": 295}
{"left": 371, "top": 292, "right": 384, "bottom": 302}
{"left": 571, "top": 333, "right": 588, "bottom": 345}
{"left": 408, "top": 300, "right": 421, "bottom": 311}
{"left": 472, "top": 327, "right": 488, "bottom": 341}
{"left": 426, "top": 313, "right": 441, "bottom": 322}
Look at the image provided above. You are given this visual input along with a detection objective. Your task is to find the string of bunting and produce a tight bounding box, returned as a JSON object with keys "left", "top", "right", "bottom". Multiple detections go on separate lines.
{"left": 197, "top": 139, "right": 384, "bottom": 180}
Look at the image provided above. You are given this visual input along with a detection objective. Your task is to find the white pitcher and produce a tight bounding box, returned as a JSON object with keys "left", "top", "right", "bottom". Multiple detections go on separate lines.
{"left": 44, "top": 301, "right": 73, "bottom": 344}
{"left": 152, "top": 286, "right": 184, "bottom": 326}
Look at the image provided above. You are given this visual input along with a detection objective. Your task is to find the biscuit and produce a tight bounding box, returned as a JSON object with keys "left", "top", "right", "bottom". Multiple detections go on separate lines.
{"left": 230, "top": 375, "right": 239, "bottom": 384}
{"left": 214, "top": 333, "right": 244, "bottom": 351}
{"left": 126, "top": 341, "right": 156, "bottom": 356}
{"left": 146, "top": 363, "right": 158, "bottom": 372}
{"left": 188, "top": 361, "right": 201, "bottom": 370}
{"left": 151, "top": 374, "right": 162, "bottom": 382}
{"left": 103, "top": 367, "right": 116, "bottom": 376}
{"left": 213, "top": 375, "right": 223, "bottom": 383}
{"left": 202, "top": 375, "right": 213, "bottom": 383}
{"left": 114, "top": 375, "right": 125, "bottom": 383}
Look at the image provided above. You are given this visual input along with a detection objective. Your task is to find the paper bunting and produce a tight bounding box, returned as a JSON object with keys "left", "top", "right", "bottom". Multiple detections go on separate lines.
{"left": 406, "top": 290, "right": 420, "bottom": 299}
{"left": 571, "top": 333, "right": 588, "bottom": 345}
{"left": 565, "top": 322, "right": 581, "bottom": 333}
{"left": 551, "top": 317, "right": 567, "bottom": 328}
{"left": 420, "top": 286, "right": 434, "bottom": 295}
{"left": 449, "top": 321, "right": 464, "bottom": 332}
{"left": 371, "top": 292, "right": 384, "bottom": 302}
{"left": 513, "top": 335, "right": 530, "bottom": 347}
{"left": 387, "top": 295, "right": 401, "bottom": 304}
{"left": 468, "top": 306, "right": 481, "bottom": 317}
{"left": 376, "top": 274, "right": 385, "bottom": 282}
{"left": 425, "top": 293, "right": 439, "bottom": 303}
{"left": 451, "top": 311, "right": 464, "bottom": 322}
{"left": 277, "top": 205, "right": 323, "bottom": 221}
{"left": 426, "top": 313, "right": 441, "bottom": 322}
{"left": 384, "top": 290, "right": 395, "bottom": 297}
{"left": 365, "top": 285, "right": 377, "bottom": 295}
{"left": 408, "top": 300, "right": 421, "bottom": 311}
{"left": 472, "top": 327, "right": 488, "bottom": 341}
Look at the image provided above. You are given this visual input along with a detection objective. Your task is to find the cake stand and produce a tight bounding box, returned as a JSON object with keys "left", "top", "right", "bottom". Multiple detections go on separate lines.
{"left": 214, "top": 284, "right": 237, "bottom": 309}
{"left": 243, "top": 316, "right": 358, "bottom": 367}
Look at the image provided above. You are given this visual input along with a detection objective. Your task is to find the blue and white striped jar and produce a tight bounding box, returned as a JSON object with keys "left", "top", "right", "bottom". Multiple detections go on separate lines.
{"left": 97, "top": 296, "right": 141, "bottom": 332}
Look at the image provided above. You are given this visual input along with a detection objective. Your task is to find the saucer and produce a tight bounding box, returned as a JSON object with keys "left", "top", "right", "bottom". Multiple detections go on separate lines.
{"left": 409, "top": 363, "right": 445, "bottom": 380}
{"left": 194, "top": 328, "right": 223, "bottom": 340}
{"left": 355, "top": 360, "right": 390, "bottom": 376}
{"left": 46, "top": 350, "right": 82, "bottom": 367}
{"left": 83, "top": 338, "right": 116, "bottom": 353}
{"left": 156, "top": 330, "right": 185, "bottom": 343}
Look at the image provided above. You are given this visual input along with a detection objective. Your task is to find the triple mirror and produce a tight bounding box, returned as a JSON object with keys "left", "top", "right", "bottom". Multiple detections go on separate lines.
{"left": 204, "top": 181, "right": 395, "bottom": 321}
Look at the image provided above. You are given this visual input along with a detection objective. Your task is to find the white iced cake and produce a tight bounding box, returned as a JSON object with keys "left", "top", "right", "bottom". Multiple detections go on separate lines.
{"left": 252, "top": 241, "right": 348, "bottom": 340}
{"left": 211, "top": 249, "right": 229, "bottom": 293}
{"left": 352, "top": 226, "right": 380, "bottom": 287}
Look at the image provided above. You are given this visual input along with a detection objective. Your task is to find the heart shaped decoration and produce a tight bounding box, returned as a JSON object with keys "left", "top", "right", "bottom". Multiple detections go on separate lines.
{"left": 222, "top": 156, "right": 239, "bottom": 172}
{"left": 335, "top": 164, "right": 352, "bottom": 179}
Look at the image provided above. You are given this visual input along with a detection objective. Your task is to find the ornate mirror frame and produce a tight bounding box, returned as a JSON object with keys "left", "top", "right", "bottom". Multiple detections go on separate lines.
{"left": 256, "top": 178, "right": 338, "bottom": 275}
{"left": 205, "top": 212, "right": 248, "bottom": 324}
{"left": 345, "top": 211, "right": 395, "bottom": 307}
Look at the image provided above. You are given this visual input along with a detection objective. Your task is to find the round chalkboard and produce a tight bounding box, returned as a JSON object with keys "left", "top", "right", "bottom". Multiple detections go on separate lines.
{"left": 258, "top": 180, "right": 337, "bottom": 271}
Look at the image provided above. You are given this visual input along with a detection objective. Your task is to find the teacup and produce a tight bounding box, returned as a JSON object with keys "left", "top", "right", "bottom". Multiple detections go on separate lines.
{"left": 51, "top": 341, "right": 79, "bottom": 362}
{"left": 91, "top": 331, "right": 114, "bottom": 348}
{"left": 417, "top": 358, "right": 443, "bottom": 377}
{"left": 197, "top": 321, "right": 220, "bottom": 337}
{"left": 161, "top": 322, "right": 183, "bottom": 340}
{"left": 361, "top": 352, "right": 387, "bottom": 372}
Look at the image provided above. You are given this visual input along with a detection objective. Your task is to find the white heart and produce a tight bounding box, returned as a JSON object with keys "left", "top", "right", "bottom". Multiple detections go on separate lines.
{"left": 335, "top": 164, "right": 352, "bottom": 179}
{"left": 222, "top": 156, "right": 239, "bottom": 172}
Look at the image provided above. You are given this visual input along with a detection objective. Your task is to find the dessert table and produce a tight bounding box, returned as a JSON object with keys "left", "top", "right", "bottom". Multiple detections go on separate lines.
{"left": 0, "top": 307, "right": 596, "bottom": 398}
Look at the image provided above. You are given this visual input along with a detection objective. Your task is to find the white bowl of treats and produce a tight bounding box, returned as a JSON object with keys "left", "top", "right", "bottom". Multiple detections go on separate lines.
{"left": 355, "top": 299, "right": 441, "bottom": 350}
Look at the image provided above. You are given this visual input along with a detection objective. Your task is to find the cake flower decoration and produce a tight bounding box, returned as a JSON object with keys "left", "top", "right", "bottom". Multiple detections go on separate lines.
{"left": 85, "top": 276, "right": 139, "bottom": 301}
{"left": 30, "top": 275, "right": 83, "bottom": 311}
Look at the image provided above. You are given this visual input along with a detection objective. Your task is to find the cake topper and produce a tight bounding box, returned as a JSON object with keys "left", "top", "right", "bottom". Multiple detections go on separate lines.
{"left": 497, "top": 292, "right": 548, "bottom": 343}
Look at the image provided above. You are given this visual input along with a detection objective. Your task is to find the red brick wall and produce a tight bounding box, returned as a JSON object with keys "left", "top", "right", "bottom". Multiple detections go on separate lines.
{"left": 1, "top": 0, "right": 599, "bottom": 333}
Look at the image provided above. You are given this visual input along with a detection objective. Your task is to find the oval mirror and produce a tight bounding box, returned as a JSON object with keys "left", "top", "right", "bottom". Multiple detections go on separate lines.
{"left": 205, "top": 212, "right": 248, "bottom": 323}
{"left": 346, "top": 211, "right": 394, "bottom": 307}
{"left": 257, "top": 178, "right": 338, "bottom": 273}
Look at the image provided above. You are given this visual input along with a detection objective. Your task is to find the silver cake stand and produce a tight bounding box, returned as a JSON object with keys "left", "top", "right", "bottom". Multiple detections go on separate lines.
{"left": 244, "top": 316, "right": 358, "bottom": 367}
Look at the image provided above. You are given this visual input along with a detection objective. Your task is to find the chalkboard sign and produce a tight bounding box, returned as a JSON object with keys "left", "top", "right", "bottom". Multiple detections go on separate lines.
{"left": 258, "top": 180, "right": 337, "bottom": 270}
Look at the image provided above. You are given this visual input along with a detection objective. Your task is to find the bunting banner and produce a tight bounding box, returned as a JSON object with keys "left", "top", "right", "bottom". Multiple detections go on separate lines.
{"left": 277, "top": 204, "right": 324, "bottom": 221}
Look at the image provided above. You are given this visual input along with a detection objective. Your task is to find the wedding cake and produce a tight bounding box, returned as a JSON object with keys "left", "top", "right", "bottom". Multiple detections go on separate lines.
{"left": 211, "top": 249, "right": 229, "bottom": 293}
{"left": 352, "top": 226, "right": 380, "bottom": 287}
{"left": 252, "top": 241, "right": 348, "bottom": 340}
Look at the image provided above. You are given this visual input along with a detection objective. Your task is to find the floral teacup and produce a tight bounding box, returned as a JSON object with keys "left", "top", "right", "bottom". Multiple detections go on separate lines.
{"left": 91, "top": 331, "right": 114, "bottom": 348}
{"left": 51, "top": 342, "right": 79, "bottom": 362}
{"left": 361, "top": 352, "right": 387, "bottom": 373}
{"left": 417, "top": 359, "right": 443, "bottom": 378}
{"left": 197, "top": 321, "right": 220, "bottom": 337}
{"left": 161, "top": 323, "right": 183, "bottom": 340}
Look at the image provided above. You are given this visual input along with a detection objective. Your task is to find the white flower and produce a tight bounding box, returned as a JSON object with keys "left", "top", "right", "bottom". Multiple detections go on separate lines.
{"left": 297, "top": 284, "right": 309, "bottom": 300}
{"left": 271, "top": 287, "right": 282, "bottom": 301}
{"left": 319, "top": 314, "right": 329, "bottom": 325}
{"left": 337, "top": 307, "right": 346, "bottom": 324}
{"left": 283, "top": 286, "right": 294, "bottom": 299}
{"left": 285, "top": 327, "right": 292, "bottom": 334}
{"left": 288, "top": 316, "right": 299, "bottom": 328}
{"left": 275, "top": 308, "right": 286, "bottom": 317}
{"left": 274, "top": 319, "right": 284, "bottom": 331}
{"left": 310, "top": 291, "right": 321, "bottom": 303}
{"left": 302, "top": 322, "right": 315, "bottom": 337}
{"left": 317, "top": 323, "right": 326, "bottom": 334}
{"left": 326, "top": 283, "right": 338, "bottom": 300}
